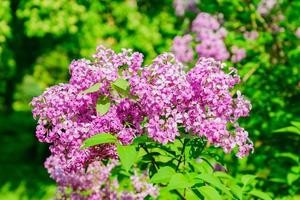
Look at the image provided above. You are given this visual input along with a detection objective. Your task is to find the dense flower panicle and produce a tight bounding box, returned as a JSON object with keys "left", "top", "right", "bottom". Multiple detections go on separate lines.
{"left": 32, "top": 46, "right": 252, "bottom": 199}
{"left": 47, "top": 158, "right": 158, "bottom": 200}
{"left": 192, "top": 12, "right": 221, "bottom": 35}
{"left": 172, "top": 12, "right": 235, "bottom": 63}
{"left": 172, "top": 34, "right": 194, "bottom": 63}
{"left": 191, "top": 13, "right": 230, "bottom": 61}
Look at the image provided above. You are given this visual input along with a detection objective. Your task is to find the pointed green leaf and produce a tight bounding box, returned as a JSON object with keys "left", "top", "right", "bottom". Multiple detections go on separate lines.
{"left": 186, "top": 188, "right": 200, "bottom": 200}
{"left": 230, "top": 184, "right": 243, "bottom": 200}
{"left": 291, "top": 121, "right": 300, "bottom": 129}
{"left": 196, "top": 174, "right": 231, "bottom": 196}
{"left": 198, "top": 186, "right": 222, "bottom": 200}
{"left": 249, "top": 190, "right": 272, "bottom": 200}
{"left": 274, "top": 126, "right": 300, "bottom": 135}
{"left": 241, "top": 174, "right": 256, "bottom": 187}
{"left": 112, "top": 78, "right": 130, "bottom": 91}
{"left": 150, "top": 166, "right": 176, "bottom": 184}
{"left": 80, "top": 133, "right": 117, "bottom": 149}
{"left": 81, "top": 83, "right": 101, "bottom": 94}
{"left": 167, "top": 173, "right": 193, "bottom": 190}
{"left": 117, "top": 144, "right": 137, "bottom": 171}
{"left": 275, "top": 152, "right": 299, "bottom": 163}
{"left": 287, "top": 173, "right": 299, "bottom": 185}
{"left": 96, "top": 95, "right": 110, "bottom": 116}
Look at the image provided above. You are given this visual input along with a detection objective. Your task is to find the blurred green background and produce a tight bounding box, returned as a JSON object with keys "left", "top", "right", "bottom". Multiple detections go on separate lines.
{"left": 0, "top": 0, "right": 299, "bottom": 199}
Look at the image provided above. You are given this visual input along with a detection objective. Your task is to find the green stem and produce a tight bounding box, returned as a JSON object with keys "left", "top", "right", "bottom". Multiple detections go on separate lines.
{"left": 176, "top": 138, "right": 189, "bottom": 171}
{"left": 141, "top": 144, "right": 159, "bottom": 172}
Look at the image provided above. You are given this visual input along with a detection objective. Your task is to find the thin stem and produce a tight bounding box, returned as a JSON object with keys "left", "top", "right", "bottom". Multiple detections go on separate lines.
{"left": 141, "top": 144, "right": 159, "bottom": 171}
{"left": 176, "top": 138, "right": 189, "bottom": 171}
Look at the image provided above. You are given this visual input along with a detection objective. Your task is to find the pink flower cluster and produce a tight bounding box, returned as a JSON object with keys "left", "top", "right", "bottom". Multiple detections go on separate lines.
{"left": 192, "top": 12, "right": 229, "bottom": 61}
{"left": 32, "top": 46, "right": 252, "bottom": 198}
{"left": 172, "top": 12, "right": 246, "bottom": 63}
{"left": 173, "top": 0, "right": 198, "bottom": 16}
{"left": 231, "top": 46, "right": 246, "bottom": 63}
{"left": 171, "top": 34, "right": 194, "bottom": 63}
{"left": 257, "top": 0, "right": 277, "bottom": 16}
{"left": 244, "top": 30, "right": 259, "bottom": 40}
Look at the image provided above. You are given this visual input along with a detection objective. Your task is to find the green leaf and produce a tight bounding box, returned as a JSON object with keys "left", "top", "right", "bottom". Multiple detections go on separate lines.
{"left": 291, "top": 121, "right": 300, "bottom": 129}
{"left": 275, "top": 152, "right": 299, "bottom": 163}
{"left": 287, "top": 173, "right": 299, "bottom": 185}
{"left": 150, "top": 166, "right": 175, "bottom": 184}
{"left": 241, "top": 174, "right": 256, "bottom": 187}
{"left": 167, "top": 173, "right": 193, "bottom": 190}
{"left": 230, "top": 185, "right": 243, "bottom": 200}
{"left": 96, "top": 95, "right": 110, "bottom": 116}
{"left": 214, "top": 172, "right": 234, "bottom": 181}
{"left": 117, "top": 144, "right": 137, "bottom": 171}
{"left": 186, "top": 188, "right": 200, "bottom": 200}
{"left": 80, "top": 133, "right": 117, "bottom": 149}
{"left": 80, "top": 83, "right": 101, "bottom": 94}
{"left": 133, "top": 134, "right": 151, "bottom": 144}
{"left": 249, "top": 190, "right": 272, "bottom": 200}
{"left": 111, "top": 78, "right": 130, "bottom": 92}
{"left": 269, "top": 178, "right": 286, "bottom": 183}
{"left": 158, "top": 188, "right": 178, "bottom": 199}
{"left": 274, "top": 126, "right": 300, "bottom": 135}
{"left": 196, "top": 173, "right": 230, "bottom": 195}
{"left": 198, "top": 186, "right": 222, "bottom": 200}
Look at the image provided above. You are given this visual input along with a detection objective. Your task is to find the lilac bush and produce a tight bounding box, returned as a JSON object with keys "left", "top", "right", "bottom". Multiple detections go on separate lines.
{"left": 171, "top": 12, "right": 246, "bottom": 64}
{"left": 31, "top": 46, "right": 252, "bottom": 199}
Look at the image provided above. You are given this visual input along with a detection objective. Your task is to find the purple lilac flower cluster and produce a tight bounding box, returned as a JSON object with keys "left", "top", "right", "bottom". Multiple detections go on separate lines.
{"left": 172, "top": 12, "right": 246, "bottom": 63}
{"left": 231, "top": 46, "right": 246, "bottom": 63}
{"left": 257, "top": 0, "right": 277, "bottom": 16}
{"left": 171, "top": 34, "right": 194, "bottom": 63}
{"left": 173, "top": 0, "right": 198, "bottom": 16}
{"left": 32, "top": 46, "right": 252, "bottom": 198}
{"left": 244, "top": 30, "right": 259, "bottom": 40}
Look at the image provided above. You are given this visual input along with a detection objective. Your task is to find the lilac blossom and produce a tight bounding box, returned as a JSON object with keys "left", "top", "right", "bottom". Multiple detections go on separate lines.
{"left": 172, "top": 34, "right": 194, "bottom": 63}
{"left": 32, "top": 46, "right": 252, "bottom": 199}
{"left": 257, "top": 0, "right": 277, "bottom": 16}
{"left": 173, "top": 0, "right": 198, "bottom": 16}
{"left": 244, "top": 31, "right": 259, "bottom": 40}
{"left": 231, "top": 46, "right": 246, "bottom": 63}
{"left": 172, "top": 12, "right": 233, "bottom": 62}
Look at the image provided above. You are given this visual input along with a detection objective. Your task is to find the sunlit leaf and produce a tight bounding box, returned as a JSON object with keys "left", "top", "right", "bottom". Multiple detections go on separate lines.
{"left": 151, "top": 166, "right": 175, "bottom": 184}
{"left": 196, "top": 173, "right": 230, "bottom": 195}
{"left": 186, "top": 188, "right": 199, "bottom": 200}
{"left": 249, "top": 190, "right": 272, "bottom": 200}
{"left": 80, "top": 83, "right": 101, "bottom": 94}
{"left": 96, "top": 95, "right": 110, "bottom": 116}
{"left": 230, "top": 185, "right": 243, "bottom": 200}
{"left": 113, "top": 78, "right": 129, "bottom": 90}
{"left": 117, "top": 144, "right": 137, "bottom": 171}
{"left": 198, "top": 186, "right": 222, "bottom": 200}
{"left": 274, "top": 126, "right": 300, "bottom": 135}
{"left": 241, "top": 174, "right": 256, "bottom": 187}
{"left": 287, "top": 173, "right": 299, "bottom": 185}
{"left": 167, "top": 173, "right": 193, "bottom": 190}
{"left": 80, "top": 133, "right": 117, "bottom": 149}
